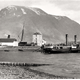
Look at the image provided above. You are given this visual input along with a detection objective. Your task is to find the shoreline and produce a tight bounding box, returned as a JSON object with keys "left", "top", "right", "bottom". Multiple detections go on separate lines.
{"left": 0, "top": 64, "right": 74, "bottom": 79}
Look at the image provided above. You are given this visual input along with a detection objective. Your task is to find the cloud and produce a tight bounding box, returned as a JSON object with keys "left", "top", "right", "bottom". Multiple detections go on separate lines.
{"left": 45, "top": 0, "right": 80, "bottom": 23}
{"left": 0, "top": 0, "right": 39, "bottom": 9}
{"left": 63, "top": 10, "right": 80, "bottom": 23}
{"left": 52, "top": 0, "right": 80, "bottom": 11}
{"left": 30, "top": 0, "right": 65, "bottom": 16}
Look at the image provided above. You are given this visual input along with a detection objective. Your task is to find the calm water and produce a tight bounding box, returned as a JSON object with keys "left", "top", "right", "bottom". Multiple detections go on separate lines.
{"left": 0, "top": 51, "right": 80, "bottom": 78}
{"left": 0, "top": 51, "right": 80, "bottom": 65}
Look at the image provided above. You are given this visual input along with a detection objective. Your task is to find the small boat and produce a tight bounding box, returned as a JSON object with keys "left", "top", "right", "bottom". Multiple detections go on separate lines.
{"left": 18, "top": 49, "right": 23, "bottom": 51}
{"left": 4, "top": 50, "right": 9, "bottom": 52}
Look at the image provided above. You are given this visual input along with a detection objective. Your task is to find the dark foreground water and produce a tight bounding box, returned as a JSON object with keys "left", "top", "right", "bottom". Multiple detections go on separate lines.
{"left": 0, "top": 51, "right": 80, "bottom": 78}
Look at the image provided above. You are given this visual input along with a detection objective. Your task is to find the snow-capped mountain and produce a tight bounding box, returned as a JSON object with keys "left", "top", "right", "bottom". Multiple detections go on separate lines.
{"left": 0, "top": 5, "right": 47, "bottom": 18}
{"left": 0, "top": 5, "right": 80, "bottom": 44}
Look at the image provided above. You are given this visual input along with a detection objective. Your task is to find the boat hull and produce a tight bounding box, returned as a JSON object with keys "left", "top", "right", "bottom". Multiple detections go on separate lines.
{"left": 42, "top": 45, "right": 80, "bottom": 53}
{"left": 70, "top": 48, "right": 78, "bottom": 53}
{"left": 43, "top": 48, "right": 71, "bottom": 53}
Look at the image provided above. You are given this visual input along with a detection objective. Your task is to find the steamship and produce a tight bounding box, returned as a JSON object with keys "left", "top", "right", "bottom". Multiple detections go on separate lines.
{"left": 42, "top": 34, "right": 80, "bottom": 53}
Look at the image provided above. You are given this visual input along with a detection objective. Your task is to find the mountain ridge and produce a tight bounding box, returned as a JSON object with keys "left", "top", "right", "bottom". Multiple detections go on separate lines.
{"left": 0, "top": 5, "right": 79, "bottom": 44}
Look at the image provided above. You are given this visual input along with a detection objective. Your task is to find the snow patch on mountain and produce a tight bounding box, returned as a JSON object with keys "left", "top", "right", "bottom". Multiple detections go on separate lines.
{"left": 55, "top": 16, "right": 62, "bottom": 20}
{"left": 21, "top": 8, "right": 26, "bottom": 14}
{"left": 6, "top": 5, "right": 17, "bottom": 11}
{"left": 29, "top": 7, "right": 41, "bottom": 15}
{"left": 55, "top": 16, "right": 59, "bottom": 19}
{"left": 13, "top": 13, "right": 15, "bottom": 16}
{"left": 54, "top": 16, "right": 65, "bottom": 20}
{"left": 17, "top": 15, "right": 21, "bottom": 17}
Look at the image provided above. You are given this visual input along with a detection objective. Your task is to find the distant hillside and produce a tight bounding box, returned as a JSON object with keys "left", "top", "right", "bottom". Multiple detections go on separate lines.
{"left": 0, "top": 5, "right": 80, "bottom": 44}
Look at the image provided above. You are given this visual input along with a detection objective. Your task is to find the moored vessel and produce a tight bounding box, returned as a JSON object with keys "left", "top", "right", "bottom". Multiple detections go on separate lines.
{"left": 42, "top": 44, "right": 71, "bottom": 53}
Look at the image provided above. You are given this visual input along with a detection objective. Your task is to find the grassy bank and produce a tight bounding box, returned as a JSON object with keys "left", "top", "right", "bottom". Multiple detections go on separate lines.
{"left": 0, "top": 64, "right": 74, "bottom": 79}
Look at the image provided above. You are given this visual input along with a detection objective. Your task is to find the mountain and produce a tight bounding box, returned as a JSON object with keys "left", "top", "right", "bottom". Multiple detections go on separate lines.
{"left": 0, "top": 5, "right": 80, "bottom": 44}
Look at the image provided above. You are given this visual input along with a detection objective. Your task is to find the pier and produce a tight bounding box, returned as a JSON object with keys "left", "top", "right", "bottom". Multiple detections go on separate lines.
{"left": 0, "top": 62, "right": 51, "bottom": 67}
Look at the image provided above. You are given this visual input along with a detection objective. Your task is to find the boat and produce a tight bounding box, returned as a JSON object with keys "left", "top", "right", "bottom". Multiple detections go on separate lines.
{"left": 42, "top": 43, "right": 80, "bottom": 53}
{"left": 4, "top": 50, "right": 9, "bottom": 52}
{"left": 17, "top": 23, "right": 42, "bottom": 52}
{"left": 18, "top": 49, "right": 23, "bottom": 51}
{"left": 42, "top": 45, "right": 72, "bottom": 53}
{"left": 52, "top": 46, "right": 71, "bottom": 53}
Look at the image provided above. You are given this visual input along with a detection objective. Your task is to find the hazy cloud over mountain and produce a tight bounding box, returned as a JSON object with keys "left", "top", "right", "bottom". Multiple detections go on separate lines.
{"left": 0, "top": 0, "right": 80, "bottom": 23}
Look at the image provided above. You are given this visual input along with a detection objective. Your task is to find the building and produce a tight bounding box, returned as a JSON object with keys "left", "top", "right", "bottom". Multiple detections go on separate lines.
{"left": 0, "top": 38, "right": 18, "bottom": 46}
{"left": 32, "top": 32, "right": 46, "bottom": 46}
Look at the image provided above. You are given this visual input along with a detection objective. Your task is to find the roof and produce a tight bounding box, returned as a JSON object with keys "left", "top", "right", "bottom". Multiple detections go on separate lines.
{"left": 0, "top": 38, "right": 17, "bottom": 42}
{"left": 33, "top": 32, "right": 41, "bottom": 35}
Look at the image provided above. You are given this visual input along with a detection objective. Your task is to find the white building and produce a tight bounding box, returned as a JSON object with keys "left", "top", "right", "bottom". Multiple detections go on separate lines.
{"left": 0, "top": 38, "right": 18, "bottom": 46}
{"left": 32, "top": 32, "right": 46, "bottom": 46}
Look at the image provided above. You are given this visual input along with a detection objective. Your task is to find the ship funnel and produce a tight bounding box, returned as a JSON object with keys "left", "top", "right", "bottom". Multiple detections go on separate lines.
{"left": 8, "top": 35, "right": 10, "bottom": 39}
{"left": 65, "top": 34, "right": 68, "bottom": 46}
{"left": 74, "top": 35, "right": 77, "bottom": 44}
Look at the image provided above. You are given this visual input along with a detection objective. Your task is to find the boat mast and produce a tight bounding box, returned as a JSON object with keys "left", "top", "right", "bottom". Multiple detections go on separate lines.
{"left": 21, "top": 23, "right": 24, "bottom": 42}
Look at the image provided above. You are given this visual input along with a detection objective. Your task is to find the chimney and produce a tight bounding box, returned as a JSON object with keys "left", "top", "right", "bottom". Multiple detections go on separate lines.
{"left": 7, "top": 35, "right": 10, "bottom": 39}
{"left": 74, "top": 35, "right": 77, "bottom": 44}
{"left": 65, "top": 34, "right": 68, "bottom": 46}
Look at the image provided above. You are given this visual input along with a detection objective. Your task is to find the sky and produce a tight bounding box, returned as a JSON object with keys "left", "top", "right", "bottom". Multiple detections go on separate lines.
{"left": 0, "top": 0, "right": 80, "bottom": 23}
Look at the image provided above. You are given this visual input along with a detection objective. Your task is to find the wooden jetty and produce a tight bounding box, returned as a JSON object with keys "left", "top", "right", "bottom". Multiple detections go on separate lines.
{"left": 0, "top": 62, "right": 51, "bottom": 67}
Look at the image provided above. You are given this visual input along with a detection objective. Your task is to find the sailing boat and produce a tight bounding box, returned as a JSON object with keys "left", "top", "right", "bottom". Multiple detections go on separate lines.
{"left": 18, "top": 23, "right": 27, "bottom": 46}
{"left": 18, "top": 24, "right": 25, "bottom": 51}
{"left": 18, "top": 22, "right": 42, "bottom": 52}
